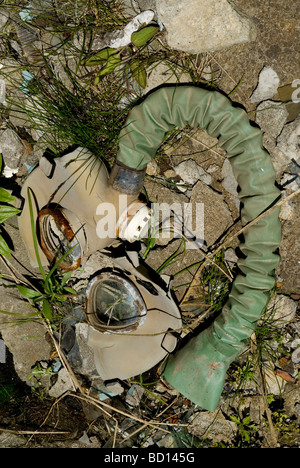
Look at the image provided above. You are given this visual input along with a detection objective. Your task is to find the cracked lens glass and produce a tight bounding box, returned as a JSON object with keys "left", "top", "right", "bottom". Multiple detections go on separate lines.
{"left": 93, "top": 276, "right": 146, "bottom": 329}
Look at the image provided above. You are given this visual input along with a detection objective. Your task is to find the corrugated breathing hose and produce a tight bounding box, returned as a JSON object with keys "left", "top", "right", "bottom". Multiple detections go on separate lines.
{"left": 110, "top": 86, "right": 281, "bottom": 411}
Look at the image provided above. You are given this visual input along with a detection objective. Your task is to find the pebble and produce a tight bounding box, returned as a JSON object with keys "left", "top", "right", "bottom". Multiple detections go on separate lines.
{"left": 0, "top": 128, "right": 25, "bottom": 177}
{"left": 250, "top": 66, "right": 280, "bottom": 103}
{"left": 255, "top": 100, "right": 288, "bottom": 138}
{"left": 174, "top": 159, "right": 212, "bottom": 190}
{"left": 277, "top": 115, "right": 300, "bottom": 164}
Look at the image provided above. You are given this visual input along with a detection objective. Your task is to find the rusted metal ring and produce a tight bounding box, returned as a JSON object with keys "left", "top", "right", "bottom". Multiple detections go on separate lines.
{"left": 38, "top": 207, "right": 82, "bottom": 271}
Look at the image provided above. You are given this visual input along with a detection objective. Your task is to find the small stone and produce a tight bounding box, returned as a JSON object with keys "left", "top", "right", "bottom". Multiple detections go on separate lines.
{"left": 255, "top": 100, "right": 288, "bottom": 139}
{"left": 163, "top": 169, "right": 176, "bottom": 178}
{"left": 224, "top": 247, "right": 238, "bottom": 265}
{"left": 291, "top": 347, "right": 300, "bottom": 365}
{"left": 126, "top": 384, "right": 144, "bottom": 406}
{"left": 88, "top": 10, "right": 155, "bottom": 51}
{"left": 105, "top": 381, "right": 125, "bottom": 396}
{"left": 0, "top": 9, "right": 10, "bottom": 30}
{"left": 174, "top": 159, "right": 212, "bottom": 189}
{"left": 123, "top": 0, "right": 141, "bottom": 16}
{"left": 280, "top": 173, "right": 299, "bottom": 192}
{"left": 0, "top": 432, "right": 26, "bottom": 448}
{"left": 156, "top": 434, "right": 178, "bottom": 448}
{"left": 263, "top": 361, "right": 287, "bottom": 395}
{"left": 188, "top": 410, "right": 238, "bottom": 444}
{"left": 156, "top": 0, "right": 256, "bottom": 54}
{"left": 146, "top": 159, "right": 159, "bottom": 176}
{"left": 268, "top": 294, "right": 297, "bottom": 324}
{"left": 0, "top": 128, "right": 25, "bottom": 176}
{"left": 277, "top": 115, "right": 300, "bottom": 164}
{"left": 0, "top": 79, "right": 6, "bottom": 104}
{"left": 49, "top": 368, "right": 74, "bottom": 398}
{"left": 207, "top": 164, "right": 219, "bottom": 173}
{"left": 250, "top": 66, "right": 280, "bottom": 103}
{"left": 279, "top": 202, "right": 295, "bottom": 221}
{"left": 261, "top": 134, "right": 290, "bottom": 177}
{"left": 79, "top": 431, "right": 92, "bottom": 445}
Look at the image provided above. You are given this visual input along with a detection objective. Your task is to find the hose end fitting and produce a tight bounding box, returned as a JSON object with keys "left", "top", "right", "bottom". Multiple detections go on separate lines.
{"left": 109, "top": 161, "right": 146, "bottom": 195}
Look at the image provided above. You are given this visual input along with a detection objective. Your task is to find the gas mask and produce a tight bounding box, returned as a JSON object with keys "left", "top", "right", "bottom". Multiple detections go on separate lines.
{"left": 18, "top": 147, "right": 182, "bottom": 382}
{"left": 84, "top": 249, "right": 182, "bottom": 381}
{"left": 19, "top": 147, "right": 151, "bottom": 270}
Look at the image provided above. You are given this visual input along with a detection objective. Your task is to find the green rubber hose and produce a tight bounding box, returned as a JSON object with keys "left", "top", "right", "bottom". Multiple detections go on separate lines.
{"left": 115, "top": 86, "right": 281, "bottom": 411}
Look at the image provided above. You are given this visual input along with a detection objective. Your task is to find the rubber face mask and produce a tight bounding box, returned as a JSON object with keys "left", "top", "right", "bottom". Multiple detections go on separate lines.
{"left": 85, "top": 253, "right": 182, "bottom": 381}
{"left": 18, "top": 147, "right": 151, "bottom": 270}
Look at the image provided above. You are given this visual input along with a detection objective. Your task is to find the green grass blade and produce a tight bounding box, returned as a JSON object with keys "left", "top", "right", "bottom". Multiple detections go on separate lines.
{"left": 27, "top": 187, "right": 47, "bottom": 280}
{"left": 42, "top": 299, "right": 53, "bottom": 321}
{"left": 0, "top": 233, "right": 11, "bottom": 257}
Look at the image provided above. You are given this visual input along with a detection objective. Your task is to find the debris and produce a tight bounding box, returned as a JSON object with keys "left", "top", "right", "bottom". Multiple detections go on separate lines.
{"left": 156, "top": 0, "right": 256, "bottom": 54}
{"left": 250, "top": 66, "right": 280, "bottom": 103}
{"left": 0, "top": 9, "right": 10, "bottom": 29}
{"left": 125, "top": 384, "right": 144, "bottom": 407}
{"left": 0, "top": 432, "right": 26, "bottom": 448}
{"left": 277, "top": 115, "right": 300, "bottom": 164}
{"left": 156, "top": 433, "right": 178, "bottom": 448}
{"left": 82, "top": 10, "right": 155, "bottom": 52}
{"left": 146, "top": 159, "right": 159, "bottom": 176}
{"left": 19, "top": 70, "right": 35, "bottom": 94}
{"left": 188, "top": 410, "right": 238, "bottom": 444}
{"left": 268, "top": 294, "right": 298, "bottom": 324}
{"left": 255, "top": 100, "right": 288, "bottom": 138}
{"left": 0, "top": 79, "right": 6, "bottom": 105}
{"left": 48, "top": 367, "right": 74, "bottom": 398}
{"left": 274, "top": 368, "right": 296, "bottom": 384}
{"left": 291, "top": 339, "right": 300, "bottom": 364}
{"left": 174, "top": 159, "right": 212, "bottom": 190}
{"left": 262, "top": 361, "right": 287, "bottom": 395}
{"left": 0, "top": 128, "right": 25, "bottom": 177}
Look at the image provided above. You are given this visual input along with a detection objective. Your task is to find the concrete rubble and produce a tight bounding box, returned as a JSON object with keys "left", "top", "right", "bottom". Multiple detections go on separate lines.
{"left": 277, "top": 115, "right": 300, "bottom": 164}
{"left": 255, "top": 100, "right": 288, "bottom": 139}
{"left": 156, "top": 0, "right": 256, "bottom": 54}
{"left": 250, "top": 66, "right": 280, "bottom": 103}
{"left": 188, "top": 410, "right": 238, "bottom": 444}
{"left": 0, "top": 128, "right": 26, "bottom": 178}
{"left": 174, "top": 159, "right": 212, "bottom": 190}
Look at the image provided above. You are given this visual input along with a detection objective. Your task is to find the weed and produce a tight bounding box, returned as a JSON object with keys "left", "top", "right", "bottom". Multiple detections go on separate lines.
{"left": 0, "top": 154, "right": 21, "bottom": 256}
{"left": 14, "top": 188, "right": 77, "bottom": 323}
{"left": 230, "top": 414, "right": 259, "bottom": 446}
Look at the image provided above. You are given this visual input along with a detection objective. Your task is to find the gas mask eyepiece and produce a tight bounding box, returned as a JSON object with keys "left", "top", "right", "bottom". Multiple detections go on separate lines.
{"left": 86, "top": 272, "right": 147, "bottom": 333}
{"left": 38, "top": 207, "right": 86, "bottom": 270}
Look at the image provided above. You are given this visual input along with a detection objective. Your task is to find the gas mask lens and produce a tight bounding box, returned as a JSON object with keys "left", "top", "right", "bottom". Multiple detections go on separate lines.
{"left": 86, "top": 273, "right": 147, "bottom": 332}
